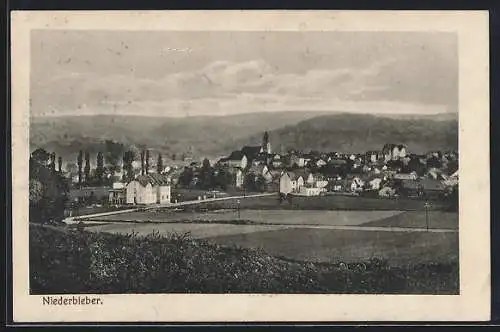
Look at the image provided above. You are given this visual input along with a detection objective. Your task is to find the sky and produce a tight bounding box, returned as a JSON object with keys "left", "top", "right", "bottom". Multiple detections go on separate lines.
{"left": 30, "top": 30, "right": 458, "bottom": 117}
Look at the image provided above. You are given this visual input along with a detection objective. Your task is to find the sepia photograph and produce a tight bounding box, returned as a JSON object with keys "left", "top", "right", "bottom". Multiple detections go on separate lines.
{"left": 11, "top": 11, "right": 490, "bottom": 322}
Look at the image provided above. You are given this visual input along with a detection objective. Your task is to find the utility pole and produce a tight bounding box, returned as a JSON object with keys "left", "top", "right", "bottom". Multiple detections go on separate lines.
{"left": 237, "top": 199, "right": 241, "bottom": 219}
{"left": 424, "top": 201, "right": 431, "bottom": 231}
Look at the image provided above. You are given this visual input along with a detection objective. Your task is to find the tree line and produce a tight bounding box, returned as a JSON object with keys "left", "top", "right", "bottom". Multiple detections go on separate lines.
{"left": 71, "top": 148, "right": 169, "bottom": 186}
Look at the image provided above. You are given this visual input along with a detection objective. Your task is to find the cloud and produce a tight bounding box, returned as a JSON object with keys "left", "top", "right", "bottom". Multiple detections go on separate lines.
{"left": 31, "top": 58, "right": 454, "bottom": 117}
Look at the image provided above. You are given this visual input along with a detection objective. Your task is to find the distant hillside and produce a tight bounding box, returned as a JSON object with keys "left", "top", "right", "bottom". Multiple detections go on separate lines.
{"left": 30, "top": 112, "right": 458, "bottom": 162}
{"left": 29, "top": 112, "right": 327, "bottom": 161}
{"left": 225, "top": 113, "right": 458, "bottom": 155}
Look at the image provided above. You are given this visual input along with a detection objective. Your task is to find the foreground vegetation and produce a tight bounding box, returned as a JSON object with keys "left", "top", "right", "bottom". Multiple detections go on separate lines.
{"left": 30, "top": 224, "right": 458, "bottom": 295}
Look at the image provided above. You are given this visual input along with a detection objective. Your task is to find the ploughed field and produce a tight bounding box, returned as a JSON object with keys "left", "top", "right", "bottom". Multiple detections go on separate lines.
{"left": 85, "top": 209, "right": 459, "bottom": 265}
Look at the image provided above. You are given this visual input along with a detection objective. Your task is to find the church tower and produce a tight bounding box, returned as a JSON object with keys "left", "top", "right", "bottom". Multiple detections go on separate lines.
{"left": 262, "top": 131, "right": 272, "bottom": 154}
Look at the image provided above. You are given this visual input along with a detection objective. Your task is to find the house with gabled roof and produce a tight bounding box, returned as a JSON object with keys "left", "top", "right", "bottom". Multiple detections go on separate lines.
{"left": 248, "top": 164, "right": 273, "bottom": 183}
{"left": 126, "top": 174, "right": 171, "bottom": 205}
{"left": 382, "top": 143, "right": 408, "bottom": 162}
{"left": 365, "top": 150, "right": 383, "bottom": 164}
{"left": 279, "top": 170, "right": 306, "bottom": 195}
{"left": 241, "top": 146, "right": 263, "bottom": 160}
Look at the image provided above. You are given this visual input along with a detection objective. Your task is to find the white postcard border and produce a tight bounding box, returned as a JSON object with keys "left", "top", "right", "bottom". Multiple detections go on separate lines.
{"left": 11, "top": 10, "right": 490, "bottom": 322}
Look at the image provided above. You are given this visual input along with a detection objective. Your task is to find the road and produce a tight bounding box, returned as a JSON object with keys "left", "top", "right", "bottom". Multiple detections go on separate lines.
{"left": 63, "top": 192, "right": 276, "bottom": 224}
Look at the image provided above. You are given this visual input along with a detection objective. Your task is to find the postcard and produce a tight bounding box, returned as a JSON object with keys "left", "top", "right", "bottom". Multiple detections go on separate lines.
{"left": 11, "top": 10, "right": 490, "bottom": 322}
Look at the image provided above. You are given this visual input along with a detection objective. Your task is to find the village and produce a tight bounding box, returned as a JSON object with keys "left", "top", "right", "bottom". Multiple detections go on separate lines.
{"left": 29, "top": 130, "right": 459, "bottom": 214}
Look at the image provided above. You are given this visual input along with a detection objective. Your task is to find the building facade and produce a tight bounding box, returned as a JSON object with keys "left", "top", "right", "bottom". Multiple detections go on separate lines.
{"left": 125, "top": 174, "right": 171, "bottom": 205}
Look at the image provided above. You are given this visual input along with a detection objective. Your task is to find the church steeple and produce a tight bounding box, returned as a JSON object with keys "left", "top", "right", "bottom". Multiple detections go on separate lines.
{"left": 262, "top": 131, "right": 269, "bottom": 146}
{"left": 262, "top": 131, "right": 271, "bottom": 154}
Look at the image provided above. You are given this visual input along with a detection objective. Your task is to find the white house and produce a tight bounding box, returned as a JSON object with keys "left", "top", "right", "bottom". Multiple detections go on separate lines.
{"left": 368, "top": 178, "right": 383, "bottom": 190}
{"left": 290, "top": 154, "right": 307, "bottom": 168}
{"left": 442, "top": 170, "right": 459, "bottom": 187}
{"left": 126, "top": 174, "right": 171, "bottom": 205}
{"left": 235, "top": 169, "right": 244, "bottom": 188}
{"left": 297, "top": 157, "right": 306, "bottom": 167}
{"left": 382, "top": 144, "right": 408, "bottom": 162}
{"left": 316, "top": 159, "right": 327, "bottom": 167}
{"left": 279, "top": 171, "right": 305, "bottom": 196}
{"left": 426, "top": 167, "right": 444, "bottom": 180}
{"left": 272, "top": 160, "right": 284, "bottom": 168}
{"left": 306, "top": 173, "right": 315, "bottom": 187}
{"left": 296, "top": 176, "right": 305, "bottom": 191}
{"left": 279, "top": 172, "right": 293, "bottom": 196}
{"left": 350, "top": 177, "right": 365, "bottom": 192}
{"left": 366, "top": 151, "right": 381, "bottom": 164}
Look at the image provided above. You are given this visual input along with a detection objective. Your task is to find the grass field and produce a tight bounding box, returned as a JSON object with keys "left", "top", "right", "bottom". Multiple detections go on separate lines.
{"left": 87, "top": 209, "right": 405, "bottom": 226}
{"left": 205, "top": 228, "right": 459, "bottom": 265}
{"left": 363, "top": 211, "right": 458, "bottom": 230}
{"left": 85, "top": 208, "right": 459, "bottom": 267}
{"left": 189, "top": 194, "right": 453, "bottom": 211}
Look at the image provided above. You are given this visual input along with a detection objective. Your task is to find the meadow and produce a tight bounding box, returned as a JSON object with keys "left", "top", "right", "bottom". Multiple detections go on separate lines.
{"left": 184, "top": 193, "right": 454, "bottom": 212}
{"left": 363, "top": 210, "right": 458, "bottom": 229}
{"left": 84, "top": 209, "right": 458, "bottom": 266}
{"left": 86, "top": 209, "right": 405, "bottom": 226}
{"left": 86, "top": 209, "right": 458, "bottom": 230}
{"left": 206, "top": 227, "right": 459, "bottom": 265}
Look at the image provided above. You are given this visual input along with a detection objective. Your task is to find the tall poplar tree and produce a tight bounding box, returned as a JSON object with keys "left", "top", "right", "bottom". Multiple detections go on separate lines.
{"left": 140, "top": 150, "right": 145, "bottom": 175}
{"left": 84, "top": 151, "right": 91, "bottom": 184}
{"left": 145, "top": 149, "right": 150, "bottom": 174}
{"left": 96, "top": 152, "right": 104, "bottom": 185}
{"left": 77, "top": 150, "right": 83, "bottom": 187}
{"left": 157, "top": 153, "right": 163, "bottom": 174}
{"left": 57, "top": 156, "right": 62, "bottom": 173}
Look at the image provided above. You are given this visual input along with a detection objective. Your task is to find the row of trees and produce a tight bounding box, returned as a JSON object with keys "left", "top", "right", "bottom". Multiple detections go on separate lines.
{"left": 70, "top": 147, "right": 167, "bottom": 186}
{"left": 122, "top": 149, "right": 165, "bottom": 183}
